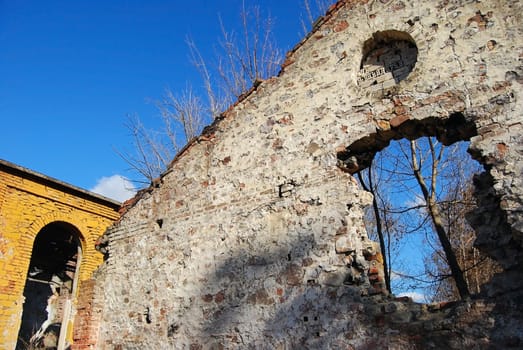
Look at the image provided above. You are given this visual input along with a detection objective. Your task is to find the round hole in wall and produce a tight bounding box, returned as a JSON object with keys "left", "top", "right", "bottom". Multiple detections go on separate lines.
{"left": 357, "top": 30, "right": 418, "bottom": 91}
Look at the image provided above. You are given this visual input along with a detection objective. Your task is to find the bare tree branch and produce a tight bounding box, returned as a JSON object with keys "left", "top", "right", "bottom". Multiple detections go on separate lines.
{"left": 410, "top": 139, "right": 470, "bottom": 299}
{"left": 356, "top": 137, "right": 496, "bottom": 302}
{"left": 119, "top": 3, "right": 285, "bottom": 183}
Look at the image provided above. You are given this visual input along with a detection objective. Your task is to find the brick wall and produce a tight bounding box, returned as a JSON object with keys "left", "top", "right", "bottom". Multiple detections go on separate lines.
{"left": 0, "top": 162, "right": 120, "bottom": 349}
{"left": 72, "top": 278, "right": 106, "bottom": 350}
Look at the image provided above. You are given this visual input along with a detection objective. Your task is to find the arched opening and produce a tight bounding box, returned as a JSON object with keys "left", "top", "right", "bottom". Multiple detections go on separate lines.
{"left": 338, "top": 114, "right": 503, "bottom": 302}
{"left": 357, "top": 30, "right": 418, "bottom": 91}
{"left": 16, "top": 222, "right": 83, "bottom": 350}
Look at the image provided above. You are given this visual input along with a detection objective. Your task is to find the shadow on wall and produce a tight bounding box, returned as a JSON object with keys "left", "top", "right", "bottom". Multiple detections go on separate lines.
{"left": 193, "top": 232, "right": 384, "bottom": 349}
{"left": 182, "top": 113, "right": 523, "bottom": 348}
{"left": 187, "top": 232, "right": 517, "bottom": 349}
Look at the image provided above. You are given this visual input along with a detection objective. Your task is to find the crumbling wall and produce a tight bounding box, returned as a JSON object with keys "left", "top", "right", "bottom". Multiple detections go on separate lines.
{"left": 92, "top": 0, "right": 523, "bottom": 348}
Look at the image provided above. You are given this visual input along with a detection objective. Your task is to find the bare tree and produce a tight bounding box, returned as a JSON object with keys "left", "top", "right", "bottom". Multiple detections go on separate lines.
{"left": 214, "top": 4, "right": 282, "bottom": 103}
{"left": 409, "top": 138, "right": 470, "bottom": 299}
{"left": 117, "top": 87, "right": 204, "bottom": 184}
{"left": 357, "top": 137, "right": 495, "bottom": 301}
{"left": 301, "top": 0, "right": 334, "bottom": 34}
{"left": 120, "top": 2, "right": 338, "bottom": 184}
{"left": 121, "top": 4, "right": 285, "bottom": 183}
{"left": 428, "top": 181, "right": 501, "bottom": 301}
{"left": 358, "top": 160, "right": 392, "bottom": 293}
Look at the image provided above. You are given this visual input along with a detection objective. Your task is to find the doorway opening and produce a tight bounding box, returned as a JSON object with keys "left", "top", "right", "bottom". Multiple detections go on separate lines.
{"left": 16, "top": 222, "right": 82, "bottom": 350}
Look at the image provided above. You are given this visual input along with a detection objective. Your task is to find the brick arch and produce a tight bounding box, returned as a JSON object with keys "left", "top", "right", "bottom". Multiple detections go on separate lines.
{"left": 26, "top": 212, "right": 86, "bottom": 249}
{"left": 17, "top": 212, "right": 87, "bottom": 278}
{"left": 357, "top": 30, "right": 418, "bottom": 91}
{"left": 26, "top": 210, "right": 107, "bottom": 284}
{"left": 12, "top": 204, "right": 114, "bottom": 349}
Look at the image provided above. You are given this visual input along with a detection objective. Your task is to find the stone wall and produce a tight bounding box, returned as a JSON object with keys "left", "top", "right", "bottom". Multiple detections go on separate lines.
{"left": 92, "top": 0, "right": 523, "bottom": 348}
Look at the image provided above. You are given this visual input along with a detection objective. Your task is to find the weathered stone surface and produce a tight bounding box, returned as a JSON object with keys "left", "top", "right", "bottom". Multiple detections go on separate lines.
{"left": 335, "top": 235, "right": 355, "bottom": 253}
{"left": 85, "top": 0, "right": 523, "bottom": 348}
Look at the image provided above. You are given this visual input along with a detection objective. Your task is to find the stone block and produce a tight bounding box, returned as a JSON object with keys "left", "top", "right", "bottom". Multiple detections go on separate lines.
{"left": 335, "top": 235, "right": 355, "bottom": 253}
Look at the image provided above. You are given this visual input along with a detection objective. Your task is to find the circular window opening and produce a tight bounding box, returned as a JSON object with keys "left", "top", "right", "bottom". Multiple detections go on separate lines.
{"left": 358, "top": 30, "right": 418, "bottom": 91}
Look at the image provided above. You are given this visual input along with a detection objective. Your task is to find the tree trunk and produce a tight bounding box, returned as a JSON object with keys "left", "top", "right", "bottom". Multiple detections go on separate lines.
{"left": 410, "top": 140, "right": 470, "bottom": 299}
{"left": 358, "top": 167, "right": 391, "bottom": 293}
{"left": 426, "top": 201, "right": 470, "bottom": 299}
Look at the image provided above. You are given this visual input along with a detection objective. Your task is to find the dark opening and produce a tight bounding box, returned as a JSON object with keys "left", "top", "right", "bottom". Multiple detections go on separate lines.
{"left": 16, "top": 222, "right": 81, "bottom": 350}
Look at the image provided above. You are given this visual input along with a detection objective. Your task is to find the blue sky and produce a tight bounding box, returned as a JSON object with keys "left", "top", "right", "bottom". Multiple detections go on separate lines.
{"left": 1, "top": 1, "right": 323, "bottom": 201}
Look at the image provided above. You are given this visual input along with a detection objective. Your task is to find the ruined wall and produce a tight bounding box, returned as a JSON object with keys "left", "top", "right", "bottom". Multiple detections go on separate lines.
{"left": 0, "top": 160, "right": 120, "bottom": 349}
{"left": 93, "top": 0, "right": 523, "bottom": 348}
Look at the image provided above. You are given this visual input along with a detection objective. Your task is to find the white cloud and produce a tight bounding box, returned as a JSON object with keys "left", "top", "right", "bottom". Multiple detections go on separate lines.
{"left": 390, "top": 271, "right": 401, "bottom": 280}
{"left": 396, "top": 291, "right": 427, "bottom": 303}
{"left": 403, "top": 194, "right": 426, "bottom": 210}
{"left": 90, "top": 175, "right": 136, "bottom": 202}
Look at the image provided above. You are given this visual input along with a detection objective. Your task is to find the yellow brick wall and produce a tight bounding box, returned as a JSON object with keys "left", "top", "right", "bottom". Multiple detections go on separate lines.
{"left": 0, "top": 168, "right": 120, "bottom": 350}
